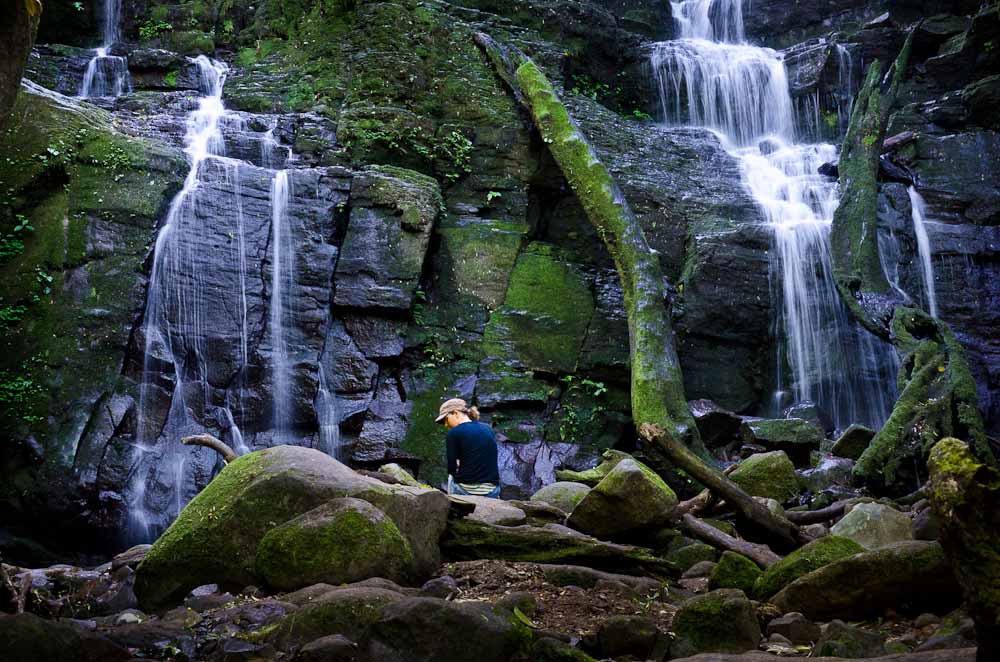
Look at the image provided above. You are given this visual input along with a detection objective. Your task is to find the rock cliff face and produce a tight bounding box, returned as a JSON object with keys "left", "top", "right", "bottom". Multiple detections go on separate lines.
{"left": 1, "top": 0, "right": 997, "bottom": 559}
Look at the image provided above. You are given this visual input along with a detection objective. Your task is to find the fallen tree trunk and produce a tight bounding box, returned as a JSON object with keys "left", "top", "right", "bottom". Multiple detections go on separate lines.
{"left": 829, "top": 28, "right": 915, "bottom": 337}
{"left": 181, "top": 434, "right": 237, "bottom": 463}
{"left": 473, "top": 33, "right": 705, "bottom": 459}
{"left": 680, "top": 514, "right": 781, "bottom": 569}
{"left": 641, "top": 424, "right": 808, "bottom": 549}
{"left": 784, "top": 500, "right": 849, "bottom": 525}
{"left": 441, "top": 518, "right": 674, "bottom": 579}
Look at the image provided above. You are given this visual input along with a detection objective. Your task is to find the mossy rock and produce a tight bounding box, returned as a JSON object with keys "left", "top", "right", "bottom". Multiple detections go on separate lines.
{"left": 667, "top": 541, "right": 718, "bottom": 571}
{"left": 134, "top": 446, "right": 448, "bottom": 610}
{"left": 255, "top": 498, "right": 414, "bottom": 591}
{"left": 754, "top": 535, "right": 864, "bottom": 599}
{"left": 567, "top": 458, "right": 677, "bottom": 538}
{"left": 555, "top": 449, "right": 632, "bottom": 486}
{"left": 670, "top": 589, "right": 761, "bottom": 658}
{"left": 483, "top": 242, "right": 594, "bottom": 374}
{"left": 530, "top": 481, "right": 590, "bottom": 513}
{"left": 829, "top": 502, "right": 914, "bottom": 550}
{"left": 730, "top": 451, "right": 800, "bottom": 503}
{"left": 268, "top": 586, "right": 405, "bottom": 649}
{"left": 709, "top": 552, "right": 762, "bottom": 594}
{"left": 770, "top": 541, "right": 960, "bottom": 620}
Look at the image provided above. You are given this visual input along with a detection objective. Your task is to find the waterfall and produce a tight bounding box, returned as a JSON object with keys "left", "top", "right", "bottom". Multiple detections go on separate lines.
{"left": 79, "top": 0, "right": 131, "bottom": 98}
{"left": 650, "top": 0, "right": 897, "bottom": 429}
{"left": 907, "top": 186, "right": 939, "bottom": 317}
{"left": 269, "top": 169, "right": 294, "bottom": 438}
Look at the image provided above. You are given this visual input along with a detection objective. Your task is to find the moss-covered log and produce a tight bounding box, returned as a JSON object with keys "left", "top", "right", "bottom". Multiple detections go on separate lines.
{"left": 472, "top": 33, "right": 703, "bottom": 457}
{"left": 0, "top": 0, "right": 39, "bottom": 130}
{"left": 928, "top": 438, "right": 1000, "bottom": 662}
{"left": 853, "top": 307, "right": 993, "bottom": 494}
{"left": 830, "top": 30, "right": 914, "bottom": 337}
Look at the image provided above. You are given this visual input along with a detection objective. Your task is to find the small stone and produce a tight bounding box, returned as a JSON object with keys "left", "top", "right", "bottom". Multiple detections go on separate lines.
{"left": 495, "top": 591, "right": 537, "bottom": 616}
{"left": 766, "top": 612, "right": 821, "bottom": 645}
{"left": 709, "top": 551, "right": 762, "bottom": 594}
{"left": 682, "top": 561, "right": 717, "bottom": 579}
{"left": 730, "top": 451, "right": 800, "bottom": 503}
{"left": 419, "top": 576, "right": 458, "bottom": 599}
{"left": 595, "top": 615, "right": 660, "bottom": 659}
{"left": 529, "top": 481, "right": 590, "bottom": 513}
{"left": 768, "top": 632, "right": 793, "bottom": 645}
{"left": 114, "top": 610, "right": 144, "bottom": 625}
{"left": 667, "top": 540, "right": 718, "bottom": 571}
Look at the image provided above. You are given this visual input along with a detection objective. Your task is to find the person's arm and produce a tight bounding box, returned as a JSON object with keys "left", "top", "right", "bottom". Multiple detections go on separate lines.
{"left": 446, "top": 429, "right": 459, "bottom": 478}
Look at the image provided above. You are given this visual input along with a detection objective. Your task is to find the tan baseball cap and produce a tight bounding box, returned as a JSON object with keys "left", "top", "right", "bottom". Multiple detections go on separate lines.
{"left": 435, "top": 398, "right": 467, "bottom": 424}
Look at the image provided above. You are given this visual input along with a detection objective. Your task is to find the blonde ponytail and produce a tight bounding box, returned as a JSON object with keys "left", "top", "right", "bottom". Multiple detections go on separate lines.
{"left": 467, "top": 406, "right": 480, "bottom": 421}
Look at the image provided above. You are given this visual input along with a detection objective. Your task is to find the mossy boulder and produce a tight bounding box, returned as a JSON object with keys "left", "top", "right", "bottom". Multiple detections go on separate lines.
{"left": 530, "top": 481, "right": 591, "bottom": 513}
{"left": 567, "top": 458, "right": 677, "bottom": 538}
{"left": 730, "top": 451, "right": 800, "bottom": 503}
{"left": 770, "top": 541, "right": 961, "bottom": 620}
{"left": 669, "top": 589, "right": 761, "bottom": 658}
{"left": 666, "top": 540, "right": 719, "bottom": 571}
{"left": 0, "top": 612, "right": 131, "bottom": 662}
{"left": 709, "top": 552, "right": 762, "bottom": 594}
{"left": 267, "top": 586, "right": 405, "bottom": 649}
{"left": 134, "top": 446, "right": 448, "bottom": 610}
{"left": 829, "top": 502, "right": 914, "bottom": 550}
{"left": 814, "top": 619, "right": 887, "bottom": 658}
{"left": 740, "top": 418, "right": 824, "bottom": 465}
{"left": 255, "top": 498, "right": 414, "bottom": 591}
{"left": 753, "top": 535, "right": 864, "bottom": 599}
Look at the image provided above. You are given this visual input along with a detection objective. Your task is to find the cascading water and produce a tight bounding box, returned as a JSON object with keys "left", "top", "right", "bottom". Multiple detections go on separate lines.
{"left": 79, "top": 0, "right": 131, "bottom": 98}
{"left": 269, "top": 169, "right": 294, "bottom": 439}
{"left": 907, "top": 186, "right": 940, "bottom": 317}
{"left": 127, "top": 53, "right": 346, "bottom": 541}
{"left": 651, "top": 0, "right": 897, "bottom": 429}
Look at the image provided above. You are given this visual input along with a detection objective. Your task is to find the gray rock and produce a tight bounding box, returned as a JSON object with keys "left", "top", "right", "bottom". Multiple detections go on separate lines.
{"left": 830, "top": 502, "right": 914, "bottom": 550}
{"left": 530, "top": 481, "right": 591, "bottom": 513}
{"left": 594, "top": 615, "right": 662, "bottom": 659}
{"left": 766, "top": 612, "right": 821, "bottom": 645}
{"left": 683, "top": 561, "right": 718, "bottom": 579}
{"left": 739, "top": 419, "right": 824, "bottom": 465}
{"left": 814, "top": 619, "right": 887, "bottom": 658}
{"left": 800, "top": 455, "right": 855, "bottom": 493}
{"left": 831, "top": 425, "right": 875, "bottom": 460}
{"left": 419, "top": 576, "right": 458, "bottom": 599}
{"left": 456, "top": 496, "right": 526, "bottom": 527}
{"left": 688, "top": 399, "right": 743, "bottom": 448}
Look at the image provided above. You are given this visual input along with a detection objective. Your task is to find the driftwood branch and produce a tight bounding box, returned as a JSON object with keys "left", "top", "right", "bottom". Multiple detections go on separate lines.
{"left": 680, "top": 514, "right": 782, "bottom": 568}
{"left": 674, "top": 489, "right": 713, "bottom": 519}
{"left": 641, "top": 423, "right": 808, "bottom": 549}
{"left": 784, "top": 500, "right": 849, "bottom": 525}
{"left": 181, "top": 434, "right": 237, "bottom": 463}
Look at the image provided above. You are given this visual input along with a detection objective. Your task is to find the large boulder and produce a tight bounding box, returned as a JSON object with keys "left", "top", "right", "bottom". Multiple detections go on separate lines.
{"left": 268, "top": 586, "right": 406, "bottom": 649}
{"left": 670, "top": 589, "right": 761, "bottom": 658}
{"left": 530, "top": 481, "right": 590, "bottom": 513}
{"left": 754, "top": 536, "right": 864, "bottom": 599}
{"left": 134, "top": 446, "right": 449, "bottom": 610}
{"left": 829, "top": 502, "right": 914, "bottom": 550}
{"left": 740, "top": 419, "right": 824, "bottom": 465}
{"left": 770, "top": 541, "right": 962, "bottom": 620}
{"left": 567, "top": 458, "right": 678, "bottom": 538}
{"left": 729, "top": 451, "right": 800, "bottom": 503}
{"left": 0, "top": 613, "right": 131, "bottom": 662}
{"left": 255, "top": 498, "right": 414, "bottom": 591}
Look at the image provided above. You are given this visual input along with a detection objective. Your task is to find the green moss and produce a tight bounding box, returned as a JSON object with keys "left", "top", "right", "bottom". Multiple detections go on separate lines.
{"left": 667, "top": 541, "right": 717, "bottom": 570}
{"left": 483, "top": 242, "right": 594, "bottom": 374}
{"left": 255, "top": 499, "right": 413, "bottom": 590}
{"left": 555, "top": 449, "right": 632, "bottom": 486}
{"left": 268, "top": 587, "right": 402, "bottom": 649}
{"left": 513, "top": 58, "right": 703, "bottom": 454}
{"left": 670, "top": 589, "right": 759, "bottom": 657}
{"left": 729, "top": 451, "right": 799, "bottom": 503}
{"left": 709, "top": 551, "right": 762, "bottom": 593}
{"left": 754, "top": 535, "right": 864, "bottom": 599}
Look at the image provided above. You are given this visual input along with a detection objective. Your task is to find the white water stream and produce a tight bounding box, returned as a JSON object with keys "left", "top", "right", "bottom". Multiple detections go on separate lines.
{"left": 78, "top": 0, "right": 131, "bottom": 98}
{"left": 652, "top": 0, "right": 897, "bottom": 429}
{"left": 907, "top": 186, "right": 940, "bottom": 317}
